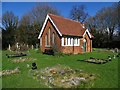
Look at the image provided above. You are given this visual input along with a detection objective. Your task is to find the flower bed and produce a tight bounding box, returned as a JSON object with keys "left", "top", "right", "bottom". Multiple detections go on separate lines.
{"left": 12, "top": 58, "right": 36, "bottom": 63}
{"left": 29, "top": 64, "right": 96, "bottom": 88}
{"left": 84, "top": 57, "right": 113, "bottom": 64}
{"left": 6, "top": 53, "right": 27, "bottom": 58}
{"left": 85, "top": 59, "right": 108, "bottom": 64}
{"left": 0, "top": 67, "right": 20, "bottom": 77}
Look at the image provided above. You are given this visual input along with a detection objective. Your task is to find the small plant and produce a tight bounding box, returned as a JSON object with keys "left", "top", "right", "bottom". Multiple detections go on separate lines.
{"left": 51, "top": 43, "right": 65, "bottom": 57}
{"left": 116, "top": 52, "right": 120, "bottom": 57}
{"left": 92, "top": 48, "right": 96, "bottom": 51}
{"left": 36, "top": 48, "right": 42, "bottom": 53}
{"left": 54, "top": 52, "right": 64, "bottom": 57}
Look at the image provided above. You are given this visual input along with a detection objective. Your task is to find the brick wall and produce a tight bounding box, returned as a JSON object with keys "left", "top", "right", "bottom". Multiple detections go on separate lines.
{"left": 61, "top": 33, "right": 92, "bottom": 54}
{"left": 61, "top": 46, "right": 83, "bottom": 54}
{"left": 40, "top": 19, "right": 92, "bottom": 54}
{"left": 40, "top": 19, "right": 61, "bottom": 52}
{"left": 81, "top": 32, "right": 92, "bottom": 53}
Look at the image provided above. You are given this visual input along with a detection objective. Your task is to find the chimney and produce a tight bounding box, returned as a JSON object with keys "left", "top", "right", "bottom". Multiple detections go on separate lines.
{"left": 82, "top": 24, "right": 85, "bottom": 28}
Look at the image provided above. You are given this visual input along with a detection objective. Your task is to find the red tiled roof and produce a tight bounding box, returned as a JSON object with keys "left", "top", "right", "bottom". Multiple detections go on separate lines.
{"left": 48, "top": 14, "right": 86, "bottom": 37}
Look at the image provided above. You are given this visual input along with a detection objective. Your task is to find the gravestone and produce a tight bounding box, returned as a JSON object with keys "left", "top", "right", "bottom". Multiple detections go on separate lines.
{"left": 113, "top": 55, "right": 116, "bottom": 59}
{"left": 16, "top": 42, "right": 19, "bottom": 49}
{"left": 8, "top": 44, "right": 11, "bottom": 51}
{"left": 35, "top": 44, "right": 38, "bottom": 50}
{"left": 27, "top": 44, "right": 29, "bottom": 48}
{"left": 114, "top": 48, "right": 119, "bottom": 53}
{"left": 32, "top": 45, "right": 34, "bottom": 49}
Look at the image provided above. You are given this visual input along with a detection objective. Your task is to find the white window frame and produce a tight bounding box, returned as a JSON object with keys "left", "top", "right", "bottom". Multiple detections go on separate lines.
{"left": 74, "top": 38, "right": 79, "bottom": 46}
{"left": 61, "top": 37, "right": 80, "bottom": 46}
{"left": 68, "top": 38, "right": 70, "bottom": 46}
{"left": 65, "top": 37, "right": 70, "bottom": 46}
{"left": 71, "top": 38, "right": 73, "bottom": 46}
{"left": 61, "top": 37, "right": 64, "bottom": 46}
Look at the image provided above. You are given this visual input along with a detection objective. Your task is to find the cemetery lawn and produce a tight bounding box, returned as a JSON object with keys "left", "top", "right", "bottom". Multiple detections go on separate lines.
{"left": 2, "top": 49, "right": 119, "bottom": 88}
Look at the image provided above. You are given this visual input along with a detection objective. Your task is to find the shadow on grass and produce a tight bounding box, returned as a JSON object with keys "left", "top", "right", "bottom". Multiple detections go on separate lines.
{"left": 76, "top": 59, "right": 86, "bottom": 62}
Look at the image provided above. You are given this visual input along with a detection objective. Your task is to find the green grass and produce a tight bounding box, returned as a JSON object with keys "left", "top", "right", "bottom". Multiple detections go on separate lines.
{"left": 2, "top": 49, "right": 119, "bottom": 88}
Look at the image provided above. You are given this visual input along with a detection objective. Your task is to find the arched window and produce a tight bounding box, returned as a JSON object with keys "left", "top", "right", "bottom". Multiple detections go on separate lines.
{"left": 52, "top": 32, "right": 55, "bottom": 44}
{"left": 45, "top": 28, "right": 51, "bottom": 47}
{"left": 48, "top": 28, "right": 51, "bottom": 44}
{"left": 45, "top": 34, "right": 49, "bottom": 46}
{"left": 40, "top": 37, "right": 42, "bottom": 46}
{"left": 83, "top": 39, "right": 86, "bottom": 52}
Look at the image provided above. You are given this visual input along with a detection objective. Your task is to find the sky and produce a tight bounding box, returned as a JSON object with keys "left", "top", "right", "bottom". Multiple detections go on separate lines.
{"left": 2, "top": 2, "right": 114, "bottom": 20}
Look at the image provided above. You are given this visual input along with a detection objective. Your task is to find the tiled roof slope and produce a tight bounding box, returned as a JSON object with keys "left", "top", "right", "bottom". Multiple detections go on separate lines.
{"left": 48, "top": 14, "right": 86, "bottom": 37}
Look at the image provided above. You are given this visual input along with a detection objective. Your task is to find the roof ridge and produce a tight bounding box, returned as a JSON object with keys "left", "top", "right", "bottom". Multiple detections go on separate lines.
{"left": 48, "top": 13, "right": 83, "bottom": 25}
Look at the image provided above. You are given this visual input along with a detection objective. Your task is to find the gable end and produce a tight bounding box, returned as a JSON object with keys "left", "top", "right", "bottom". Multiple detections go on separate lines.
{"left": 38, "top": 14, "right": 62, "bottom": 39}
{"left": 83, "top": 29, "right": 92, "bottom": 38}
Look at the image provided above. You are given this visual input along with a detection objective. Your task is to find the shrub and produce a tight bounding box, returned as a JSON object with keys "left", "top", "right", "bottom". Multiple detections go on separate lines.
{"left": 54, "top": 51, "right": 64, "bottom": 57}
{"left": 116, "top": 52, "right": 120, "bottom": 57}
{"left": 52, "top": 44, "right": 64, "bottom": 57}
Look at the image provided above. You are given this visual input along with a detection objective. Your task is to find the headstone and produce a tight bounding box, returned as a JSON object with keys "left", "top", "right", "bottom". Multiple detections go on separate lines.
{"left": 114, "top": 48, "right": 119, "bottom": 53}
{"left": 32, "top": 45, "right": 34, "bottom": 49}
{"left": 24, "top": 43, "right": 25, "bottom": 46}
{"left": 113, "top": 55, "right": 116, "bottom": 59}
{"left": 18, "top": 45, "right": 20, "bottom": 50}
{"left": 111, "top": 49, "right": 114, "bottom": 53}
{"left": 27, "top": 44, "right": 29, "bottom": 48}
{"left": 8, "top": 44, "right": 11, "bottom": 51}
{"left": 36, "top": 44, "right": 38, "bottom": 50}
{"left": 16, "top": 42, "right": 19, "bottom": 49}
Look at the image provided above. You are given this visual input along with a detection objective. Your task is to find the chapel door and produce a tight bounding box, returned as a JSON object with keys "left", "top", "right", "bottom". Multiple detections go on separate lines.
{"left": 83, "top": 39, "right": 86, "bottom": 53}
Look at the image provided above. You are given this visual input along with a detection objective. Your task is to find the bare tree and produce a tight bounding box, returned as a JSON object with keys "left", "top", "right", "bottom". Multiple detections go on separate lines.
{"left": 2, "top": 11, "right": 18, "bottom": 31}
{"left": 19, "top": 13, "right": 32, "bottom": 27}
{"left": 2, "top": 11, "right": 18, "bottom": 49}
{"left": 31, "top": 4, "right": 60, "bottom": 25}
{"left": 115, "top": 2, "right": 120, "bottom": 38}
{"left": 70, "top": 5, "right": 88, "bottom": 23}
{"left": 30, "top": 4, "right": 60, "bottom": 41}
{"left": 86, "top": 3, "right": 119, "bottom": 48}
{"left": 95, "top": 6, "right": 118, "bottom": 41}
{"left": 85, "top": 16, "right": 97, "bottom": 31}
{"left": 16, "top": 4, "right": 60, "bottom": 46}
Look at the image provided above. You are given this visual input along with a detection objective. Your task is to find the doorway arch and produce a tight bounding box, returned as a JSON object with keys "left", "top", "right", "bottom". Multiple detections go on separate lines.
{"left": 83, "top": 39, "right": 86, "bottom": 53}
